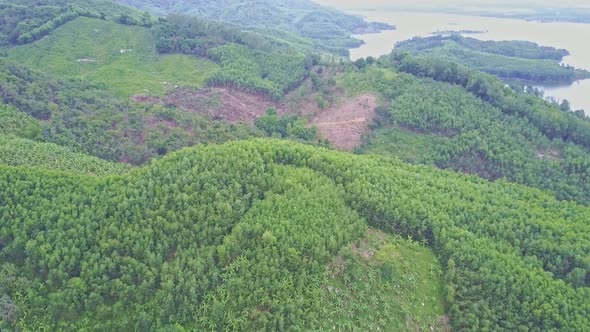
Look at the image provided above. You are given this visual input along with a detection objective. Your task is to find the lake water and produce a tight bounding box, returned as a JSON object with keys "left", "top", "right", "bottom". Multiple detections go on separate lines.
{"left": 349, "top": 11, "right": 590, "bottom": 114}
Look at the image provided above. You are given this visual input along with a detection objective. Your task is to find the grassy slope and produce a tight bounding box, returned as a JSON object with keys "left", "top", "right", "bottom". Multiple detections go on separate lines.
{"left": 7, "top": 17, "right": 219, "bottom": 97}
{"left": 336, "top": 66, "right": 399, "bottom": 96}
{"left": 322, "top": 228, "right": 446, "bottom": 331}
{"left": 358, "top": 126, "right": 445, "bottom": 165}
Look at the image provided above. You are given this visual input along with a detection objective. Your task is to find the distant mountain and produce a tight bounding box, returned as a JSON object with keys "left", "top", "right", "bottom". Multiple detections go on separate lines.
{"left": 114, "top": 0, "right": 395, "bottom": 55}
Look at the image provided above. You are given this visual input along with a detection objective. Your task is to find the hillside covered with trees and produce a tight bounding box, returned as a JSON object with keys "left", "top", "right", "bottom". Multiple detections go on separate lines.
{"left": 395, "top": 35, "right": 590, "bottom": 84}
{"left": 154, "top": 15, "right": 314, "bottom": 100}
{"left": 343, "top": 56, "right": 590, "bottom": 205}
{"left": 0, "top": 0, "right": 151, "bottom": 47}
{"left": 1, "top": 0, "right": 590, "bottom": 331}
{"left": 0, "top": 10, "right": 325, "bottom": 163}
{"left": 1, "top": 139, "right": 589, "bottom": 330}
{"left": 3, "top": 2, "right": 589, "bottom": 206}
{"left": 114, "top": 0, "right": 395, "bottom": 55}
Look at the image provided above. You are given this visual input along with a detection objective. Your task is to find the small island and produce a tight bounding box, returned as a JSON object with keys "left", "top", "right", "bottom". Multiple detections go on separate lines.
{"left": 352, "top": 21, "right": 396, "bottom": 34}
{"left": 395, "top": 34, "right": 590, "bottom": 85}
{"left": 431, "top": 29, "right": 487, "bottom": 35}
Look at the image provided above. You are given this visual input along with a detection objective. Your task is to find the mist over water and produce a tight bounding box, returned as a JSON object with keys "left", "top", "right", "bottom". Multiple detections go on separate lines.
{"left": 349, "top": 11, "right": 590, "bottom": 114}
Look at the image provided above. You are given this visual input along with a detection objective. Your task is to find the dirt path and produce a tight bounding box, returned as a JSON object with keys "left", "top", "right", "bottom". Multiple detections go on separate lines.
{"left": 310, "top": 94, "right": 378, "bottom": 151}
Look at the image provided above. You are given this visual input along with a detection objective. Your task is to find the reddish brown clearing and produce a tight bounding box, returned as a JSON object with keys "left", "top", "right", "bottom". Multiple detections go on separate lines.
{"left": 134, "top": 86, "right": 378, "bottom": 151}
{"left": 134, "top": 87, "right": 279, "bottom": 124}
{"left": 310, "top": 93, "right": 378, "bottom": 151}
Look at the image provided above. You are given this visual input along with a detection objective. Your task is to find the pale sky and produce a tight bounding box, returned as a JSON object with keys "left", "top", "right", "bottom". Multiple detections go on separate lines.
{"left": 313, "top": 0, "right": 590, "bottom": 10}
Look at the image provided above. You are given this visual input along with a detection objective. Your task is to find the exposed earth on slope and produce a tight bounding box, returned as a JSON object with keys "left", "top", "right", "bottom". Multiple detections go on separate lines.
{"left": 134, "top": 86, "right": 378, "bottom": 150}
{"left": 310, "top": 93, "right": 378, "bottom": 150}
{"left": 134, "top": 87, "right": 278, "bottom": 124}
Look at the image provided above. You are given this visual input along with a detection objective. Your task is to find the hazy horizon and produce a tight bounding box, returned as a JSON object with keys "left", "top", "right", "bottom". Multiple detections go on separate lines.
{"left": 312, "top": 0, "right": 590, "bottom": 11}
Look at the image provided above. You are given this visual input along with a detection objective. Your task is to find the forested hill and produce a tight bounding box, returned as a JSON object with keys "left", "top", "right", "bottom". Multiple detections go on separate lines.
{"left": 395, "top": 34, "right": 590, "bottom": 84}
{"left": 397, "top": 34, "right": 570, "bottom": 60}
{"left": 1, "top": 139, "right": 589, "bottom": 331}
{"left": 349, "top": 53, "right": 590, "bottom": 205}
{"left": 0, "top": 0, "right": 151, "bottom": 46}
{"left": 114, "top": 0, "right": 395, "bottom": 55}
{"left": 1, "top": 1, "right": 590, "bottom": 330}
{"left": 3, "top": 10, "right": 590, "bottom": 205}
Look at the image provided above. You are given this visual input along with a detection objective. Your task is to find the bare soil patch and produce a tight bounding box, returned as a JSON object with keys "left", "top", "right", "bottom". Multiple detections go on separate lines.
{"left": 310, "top": 93, "right": 378, "bottom": 151}
{"left": 133, "top": 86, "right": 378, "bottom": 151}
{"left": 134, "top": 87, "right": 279, "bottom": 124}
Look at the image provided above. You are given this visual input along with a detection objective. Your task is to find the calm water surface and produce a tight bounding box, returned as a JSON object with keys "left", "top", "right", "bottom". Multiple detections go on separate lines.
{"left": 349, "top": 11, "right": 590, "bottom": 114}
